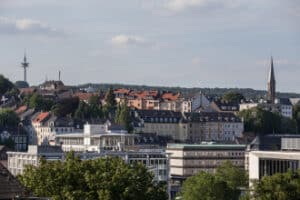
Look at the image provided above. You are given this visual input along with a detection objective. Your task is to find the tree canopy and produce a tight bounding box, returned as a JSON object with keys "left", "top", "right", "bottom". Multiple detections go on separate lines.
{"left": 222, "top": 92, "right": 245, "bottom": 103}
{"left": 0, "top": 109, "right": 20, "bottom": 130}
{"left": 15, "top": 81, "right": 29, "bottom": 89}
{"left": 52, "top": 97, "right": 79, "bottom": 117}
{"left": 179, "top": 161, "right": 247, "bottom": 200}
{"left": 19, "top": 152, "right": 167, "bottom": 200}
{"left": 252, "top": 170, "right": 300, "bottom": 200}
{"left": 238, "top": 107, "right": 297, "bottom": 134}
{"left": 29, "top": 93, "right": 54, "bottom": 111}
{"left": 115, "top": 102, "right": 132, "bottom": 132}
{"left": 0, "top": 74, "right": 14, "bottom": 96}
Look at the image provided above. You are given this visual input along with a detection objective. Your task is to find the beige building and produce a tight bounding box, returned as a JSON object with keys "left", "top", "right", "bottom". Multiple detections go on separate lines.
{"left": 134, "top": 110, "right": 244, "bottom": 143}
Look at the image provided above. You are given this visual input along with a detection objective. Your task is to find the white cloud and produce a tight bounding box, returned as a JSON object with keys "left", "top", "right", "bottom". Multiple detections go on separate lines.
{"left": 0, "top": 16, "right": 61, "bottom": 36}
{"left": 111, "top": 35, "right": 147, "bottom": 47}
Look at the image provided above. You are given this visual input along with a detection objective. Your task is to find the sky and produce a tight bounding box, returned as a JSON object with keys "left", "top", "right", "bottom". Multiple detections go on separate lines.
{"left": 0, "top": 0, "right": 300, "bottom": 93}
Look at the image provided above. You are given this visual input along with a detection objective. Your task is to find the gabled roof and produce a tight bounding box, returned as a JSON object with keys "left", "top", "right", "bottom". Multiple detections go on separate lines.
{"left": 15, "top": 105, "right": 27, "bottom": 115}
{"left": 161, "top": 92, "right": 180, "bottom": 101}
{"left": 32, "top": 112, "right": 50, "bottom": 123}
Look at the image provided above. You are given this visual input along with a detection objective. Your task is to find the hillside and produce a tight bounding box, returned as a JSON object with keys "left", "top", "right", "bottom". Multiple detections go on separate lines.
{"left": 74, "top": 83, "right": 300, "bottom": 100}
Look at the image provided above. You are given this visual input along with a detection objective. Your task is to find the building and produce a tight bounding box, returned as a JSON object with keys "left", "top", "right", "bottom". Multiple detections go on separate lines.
{"left": 55, "top": 123, "right": 136, "bottom": 152}
{"left": 32, "top": 112, "right": 75, "bottom": 145}
{"left": 7, "top": 145, "right": 64, "bottom": 176}
{"left": 184, "top": 112, "right": 244, "bottom": 142}
{"left": 7, "top": 145, "right": 169, "bottom": 182}
{"left": 133, "top": 110, "right": 244, "bottom": 143}
{"left": 180, "top": 92, "right": 212, "bottom": 113}
{"left": 166, "top": 143, "right": 246, "bottom": 198}
{"left": 210, "top": 100, "right": 239, "bottom": 113}
{"left": 133, "top": 109, "right": 187, "bottom": 141}
{"left": 247, "top": 135, "right": 300, "bottom": 187}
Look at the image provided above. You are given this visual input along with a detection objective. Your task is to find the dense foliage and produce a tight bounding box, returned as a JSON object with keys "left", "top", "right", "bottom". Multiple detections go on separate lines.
{"left": 52, "top": 97, "right": 79, "bottom": 117}
{"left": 0, "top": 74, "right": 14, "bottom": 96}
{"left": 252, "top": 170, "right": 300, "bottom": 200}
{"left": 180, "top": 161, "right": 247, "bottom": 200}
{"left": 75, "top": 95, "right": 103, "bottom": 120}
{"left": 238, "top": 107, "right": 297, "bottom": 134}
{"left": 0, "top": 109, "right": 20, "bottom": 129}
{"left": 222, "top": 92, "right": 245, "bottom": 103}
{"left": 293, "top": 103, "right": 300, "bottom": 133}
{"left": 15, "top": 81, "right": 29, "bottom": 88}
{"left": 115, "top": 102, "right": 133, "bottom": 132}
{"left": 19, "top": 152, "right": 167, "bottom": 200}
{"left": 28, "top": 93, "right": 54, "bottom": 111}
{"left": 102, "top": 88, "right": 116, "bottom": 119}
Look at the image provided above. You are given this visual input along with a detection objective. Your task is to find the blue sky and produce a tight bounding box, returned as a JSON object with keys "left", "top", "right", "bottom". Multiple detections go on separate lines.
{"left": 0, "top": 0, "right": 300, "bottom": 93}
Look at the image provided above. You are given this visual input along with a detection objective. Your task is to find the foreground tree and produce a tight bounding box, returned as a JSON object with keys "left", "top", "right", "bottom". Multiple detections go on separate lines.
{"left": 179, "top": 161, "right": 247, "bottom": 200}
{"left": 19, "top": 152, "right": 167, "bottom": 200}
{"left": 215, "top": 161, "right": 248, "bottom": 200}
{"left": 252, "top": 170, "right": 300, "bottom": 200}
{"left": 180, "top": 171, "right": 234, "bottom": 200}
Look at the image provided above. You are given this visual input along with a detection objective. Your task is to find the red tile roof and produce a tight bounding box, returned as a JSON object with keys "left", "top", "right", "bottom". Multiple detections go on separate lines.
{"left": 73, "top": 92, "right": 96, "bottom": 101}
{"left": 33, "top": 112, "right": 50, "bottom": 123}
{"left": 161, "top": 92, "right": 180, "bottom": 101}
{"left": 15, "top": 106, "right": 27, "bottom": 115}
{"left": 114, "top": 88, "right": 131, "bottom": 94}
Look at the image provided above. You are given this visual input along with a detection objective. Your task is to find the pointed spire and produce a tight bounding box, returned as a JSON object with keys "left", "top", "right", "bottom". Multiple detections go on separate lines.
{"left": 268, "top": 56, "right": 275, "bottom": 83}
{"left": 267, "top": 56, "right": 276, "bottom": 103}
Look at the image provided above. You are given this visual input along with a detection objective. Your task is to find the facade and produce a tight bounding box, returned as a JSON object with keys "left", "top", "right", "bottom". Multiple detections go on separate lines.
{"left": 184, "top": 112, "right": 243, "bottom": 142}
{"left": 133, "top": 110, "right": 244, "bottom": 143}
{"left": 166, "top": 143, "right": 246, "bottom": 199}
{"left": 55, "top": 123, "right": 135, "bottom": 152}
{"left": 7, "top": 145, "right": 64, "bottom": 176}
{"left": 180, "top": 92, "right": 211, "bottom": 113}
{"left": 248, "top": 151, "right": 300, "bottom": 186}
{"left": 7, "top": 145, "right": 169, "bottom": 182}
{"left": 210, "top": 100, "right": 239, "bottom": 113}
{"left": 247, "top": 135, "right": 300, "bottom": 187}
{"left": 32, "top": 112, "right": 75, "bottom": 145}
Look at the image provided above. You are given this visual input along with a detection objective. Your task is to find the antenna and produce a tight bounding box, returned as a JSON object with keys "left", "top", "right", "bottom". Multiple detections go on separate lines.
{"left": 59, "top": 70, "right": 61, "bottom": 81}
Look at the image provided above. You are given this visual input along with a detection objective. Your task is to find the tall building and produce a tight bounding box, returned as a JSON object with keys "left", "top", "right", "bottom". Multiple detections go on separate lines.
{"left": 267, "top": 56, "right": 276, "bottom": 104}
{"left": 21, "top": 53, "right": 29, "bottom": 82}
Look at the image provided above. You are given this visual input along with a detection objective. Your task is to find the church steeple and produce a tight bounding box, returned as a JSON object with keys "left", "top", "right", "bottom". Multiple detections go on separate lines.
{"left": 267, "top": 56, "right": 276, "bottom": 103}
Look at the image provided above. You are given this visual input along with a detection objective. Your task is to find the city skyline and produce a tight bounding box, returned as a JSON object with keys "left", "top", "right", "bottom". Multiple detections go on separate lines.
{"left": 0, "top": 0, "right": 300, "bottom": 93}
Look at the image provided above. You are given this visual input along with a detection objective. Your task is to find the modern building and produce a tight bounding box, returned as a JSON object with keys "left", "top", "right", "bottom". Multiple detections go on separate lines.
{"left": 166, "top": 143, "right": 246, "bottom": 199}
{"left": 247, "top": 135, "right": 300, "bottom": 187}
{"left": 7, "top": 145, "right": 169, "bottom": 182}
{"left": 55, "top": 123, "right": 136, "bottom": 152}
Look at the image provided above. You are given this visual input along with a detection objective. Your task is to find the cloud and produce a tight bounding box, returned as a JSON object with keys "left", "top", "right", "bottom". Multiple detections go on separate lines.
{"left": 111, "top": 35, "right": 148, "bottom": 47}
{"left": 191, "top": 57, "right": 201, "bottom": 65}
{"left": 0, "top": 16, "right": 62, "bottom": 36}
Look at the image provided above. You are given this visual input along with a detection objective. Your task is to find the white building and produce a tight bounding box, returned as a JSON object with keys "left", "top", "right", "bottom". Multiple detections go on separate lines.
{"left": 55, "top": 123, "right": 136, "bottom": 152}
{"left": 181, "top": 92, "right": 212, "bottom": 113}
{"left": 7, "top": 145, "right": 169, "bottom": 182}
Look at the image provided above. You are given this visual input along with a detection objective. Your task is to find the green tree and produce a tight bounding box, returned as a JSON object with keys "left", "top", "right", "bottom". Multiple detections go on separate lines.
{"left": 180, "top": 171, "right": 234, "bottom": 200}
{"left": 252, "top": 170, "right": 300, "bottom": 200}
{"left": 88, "top": 95, "right": 103, "bottom": 119}
{"left": 15, "top": 81, "right": 29, "bottom": 89}
{"left": 293, "top": 103, "right": 300, "bottom": 133}
{"left": 29, "top": 93, "right": 54, "bottom": 111}
{"left": 115, "top": 102, "right": 132, "bottom": 132}
{"left": 19, "top": 152, "right": 167, "bottom": 200}
{"left": 238, "top": 107, "right": 283, "bottom": 134}
{"left": 0, "top": 74, "right": 14, "bottom": 96}
{"left": 222, "top": 92, "right": 245, "bottom": 103}
{"left": 52, "top": 97, "right": 79, "bottom": 117}
{"left": 103, "top": 88, "right": 116, "bottom": 119}
{"left": 0, "top": 109, "right": 20, "bottom": 129}
{"left": 215, "top": 161, "right": 248, "bottom": 200}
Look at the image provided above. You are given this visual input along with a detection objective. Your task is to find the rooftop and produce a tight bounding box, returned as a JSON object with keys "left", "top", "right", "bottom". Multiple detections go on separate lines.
{"left": 167, "top": 143, "right": 246, "bottom": 150}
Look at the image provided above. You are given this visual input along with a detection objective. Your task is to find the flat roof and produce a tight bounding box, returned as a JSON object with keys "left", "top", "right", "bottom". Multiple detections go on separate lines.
{"left": 167, "top": 143, "right": 246, "bottom": 150}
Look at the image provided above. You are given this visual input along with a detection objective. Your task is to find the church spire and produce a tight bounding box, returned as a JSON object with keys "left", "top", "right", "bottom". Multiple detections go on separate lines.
{"left": 267, "top": 56, "right": 276, "bottom": 103}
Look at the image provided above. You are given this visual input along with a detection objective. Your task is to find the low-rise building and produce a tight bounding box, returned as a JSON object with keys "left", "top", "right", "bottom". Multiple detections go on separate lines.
{"left": 166, "top": 143, "right": 246, "bottom": 199}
